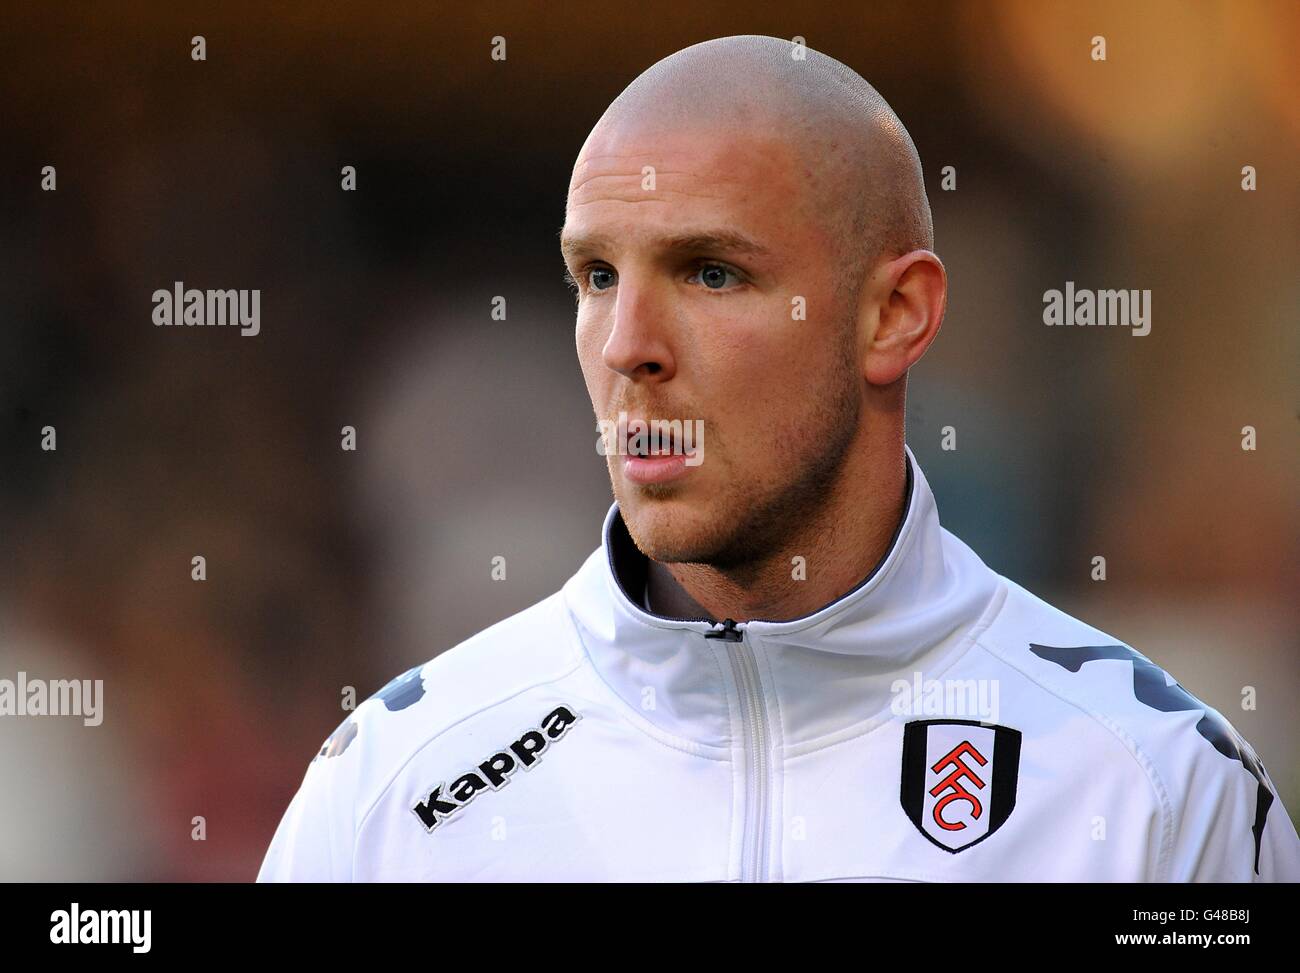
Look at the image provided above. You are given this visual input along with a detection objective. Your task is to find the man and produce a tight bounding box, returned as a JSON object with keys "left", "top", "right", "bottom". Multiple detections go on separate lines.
{"left": 258, "top": 35, "right": 1298, "bottom": 881}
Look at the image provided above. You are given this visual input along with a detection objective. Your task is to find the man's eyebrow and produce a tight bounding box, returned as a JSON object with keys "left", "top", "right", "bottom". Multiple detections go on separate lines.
{"left": 558, "top": 229, "right": 772, "bottom": 261}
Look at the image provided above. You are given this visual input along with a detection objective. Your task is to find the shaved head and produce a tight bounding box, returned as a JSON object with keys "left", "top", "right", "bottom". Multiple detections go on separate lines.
{"left": 565, "top": 35, "right": 946, "bottom": 619}
{"left": 587, "top": 35, "right": 933, "bottom": 300}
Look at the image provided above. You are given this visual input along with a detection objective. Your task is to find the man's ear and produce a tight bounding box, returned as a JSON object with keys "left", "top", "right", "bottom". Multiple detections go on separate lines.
{"left": 861, "top": 250, "right": 947, "bottom": 387}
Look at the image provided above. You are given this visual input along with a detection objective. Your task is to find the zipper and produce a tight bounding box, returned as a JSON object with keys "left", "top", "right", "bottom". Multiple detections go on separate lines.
{"left": 703, "top": 617, "right": 743, "bottom": 641}
{"left": 707, "top": 618, "right": 772, "bottom": 883}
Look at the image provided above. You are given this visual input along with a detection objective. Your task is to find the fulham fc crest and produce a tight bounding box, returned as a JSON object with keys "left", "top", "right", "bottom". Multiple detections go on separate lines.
{"left": 900, "top": 719, "right": 1021, "bottom": 853}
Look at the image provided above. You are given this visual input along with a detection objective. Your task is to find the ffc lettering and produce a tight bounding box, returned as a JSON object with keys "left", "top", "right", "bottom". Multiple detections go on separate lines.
{"left": 930, "top": 740, "right": 987, "bottom": 831}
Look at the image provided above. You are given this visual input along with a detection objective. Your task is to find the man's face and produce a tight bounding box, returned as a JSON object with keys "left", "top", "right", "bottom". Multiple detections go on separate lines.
{"left": 562, "top": 122, "right": 865, "bottom": 569}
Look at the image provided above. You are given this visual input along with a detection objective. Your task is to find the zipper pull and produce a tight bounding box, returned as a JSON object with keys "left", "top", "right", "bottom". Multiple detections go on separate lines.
{"left": 704, "top": 618, "right": 743, "bottom": 641}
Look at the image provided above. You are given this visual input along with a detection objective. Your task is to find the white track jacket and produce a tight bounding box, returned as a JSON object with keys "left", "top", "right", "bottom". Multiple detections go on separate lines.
{"left": 258, "top": 445, "right": 1299, "bottom": 881}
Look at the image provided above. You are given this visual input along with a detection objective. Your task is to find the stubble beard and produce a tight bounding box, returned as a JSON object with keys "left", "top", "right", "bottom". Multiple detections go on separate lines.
{"left": 616, "top": 333, "right": 863, "bottom": 579}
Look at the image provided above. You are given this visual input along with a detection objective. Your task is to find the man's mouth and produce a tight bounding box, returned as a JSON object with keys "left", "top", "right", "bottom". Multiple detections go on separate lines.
{"left": 617, "top": 418, "right": 696, "bottom": 485}
{"left": 625, "top": 424, "right": 680, "bottom": 457}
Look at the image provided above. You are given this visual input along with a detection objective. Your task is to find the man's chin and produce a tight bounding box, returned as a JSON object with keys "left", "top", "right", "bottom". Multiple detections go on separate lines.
{"left": 617, "top": 491, "right": 719, "bottom": 565}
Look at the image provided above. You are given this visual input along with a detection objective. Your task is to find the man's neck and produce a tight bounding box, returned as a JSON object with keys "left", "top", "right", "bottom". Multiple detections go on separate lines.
{"left": 645, "top": 441, "right": 908, "bottom": 623}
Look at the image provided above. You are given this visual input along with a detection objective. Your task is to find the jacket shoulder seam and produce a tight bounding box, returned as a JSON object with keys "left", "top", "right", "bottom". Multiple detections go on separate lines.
{"left": 352, "top": 650, "right": 587, "bottom": 857}
{"left": 971, "top": 632, "right": 1174, "bottom": 880}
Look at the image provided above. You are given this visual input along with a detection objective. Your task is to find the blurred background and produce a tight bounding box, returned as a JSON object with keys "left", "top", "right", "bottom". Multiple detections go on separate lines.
{"left": 0, "top": 1, "right": 1295, "bottom": 879}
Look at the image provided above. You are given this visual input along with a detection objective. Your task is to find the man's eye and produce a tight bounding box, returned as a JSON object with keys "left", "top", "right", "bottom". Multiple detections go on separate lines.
{"left": 588, "top": 267, "right": 616, "bottom": 292}
{"left": 689, "top": 263, "right": 742, "bottom": 290}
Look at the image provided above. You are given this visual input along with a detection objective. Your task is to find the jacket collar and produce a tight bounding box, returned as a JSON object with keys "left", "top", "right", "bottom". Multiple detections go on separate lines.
{"left": 561, "top": 444, "right": 1004, "bottom": 749}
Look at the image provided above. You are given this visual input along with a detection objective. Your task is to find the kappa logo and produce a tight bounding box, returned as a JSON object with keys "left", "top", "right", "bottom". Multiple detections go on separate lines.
{"left": 411, "top": 704, "right": 581, "bottom": 832}
{"left": 900, "top": 719, "right": 1021, "bottom": 853}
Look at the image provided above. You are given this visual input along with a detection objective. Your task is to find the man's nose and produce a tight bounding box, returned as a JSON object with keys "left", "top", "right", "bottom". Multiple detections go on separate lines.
{"left": 601, "top": 277, "right": 677, "bottom": 382}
